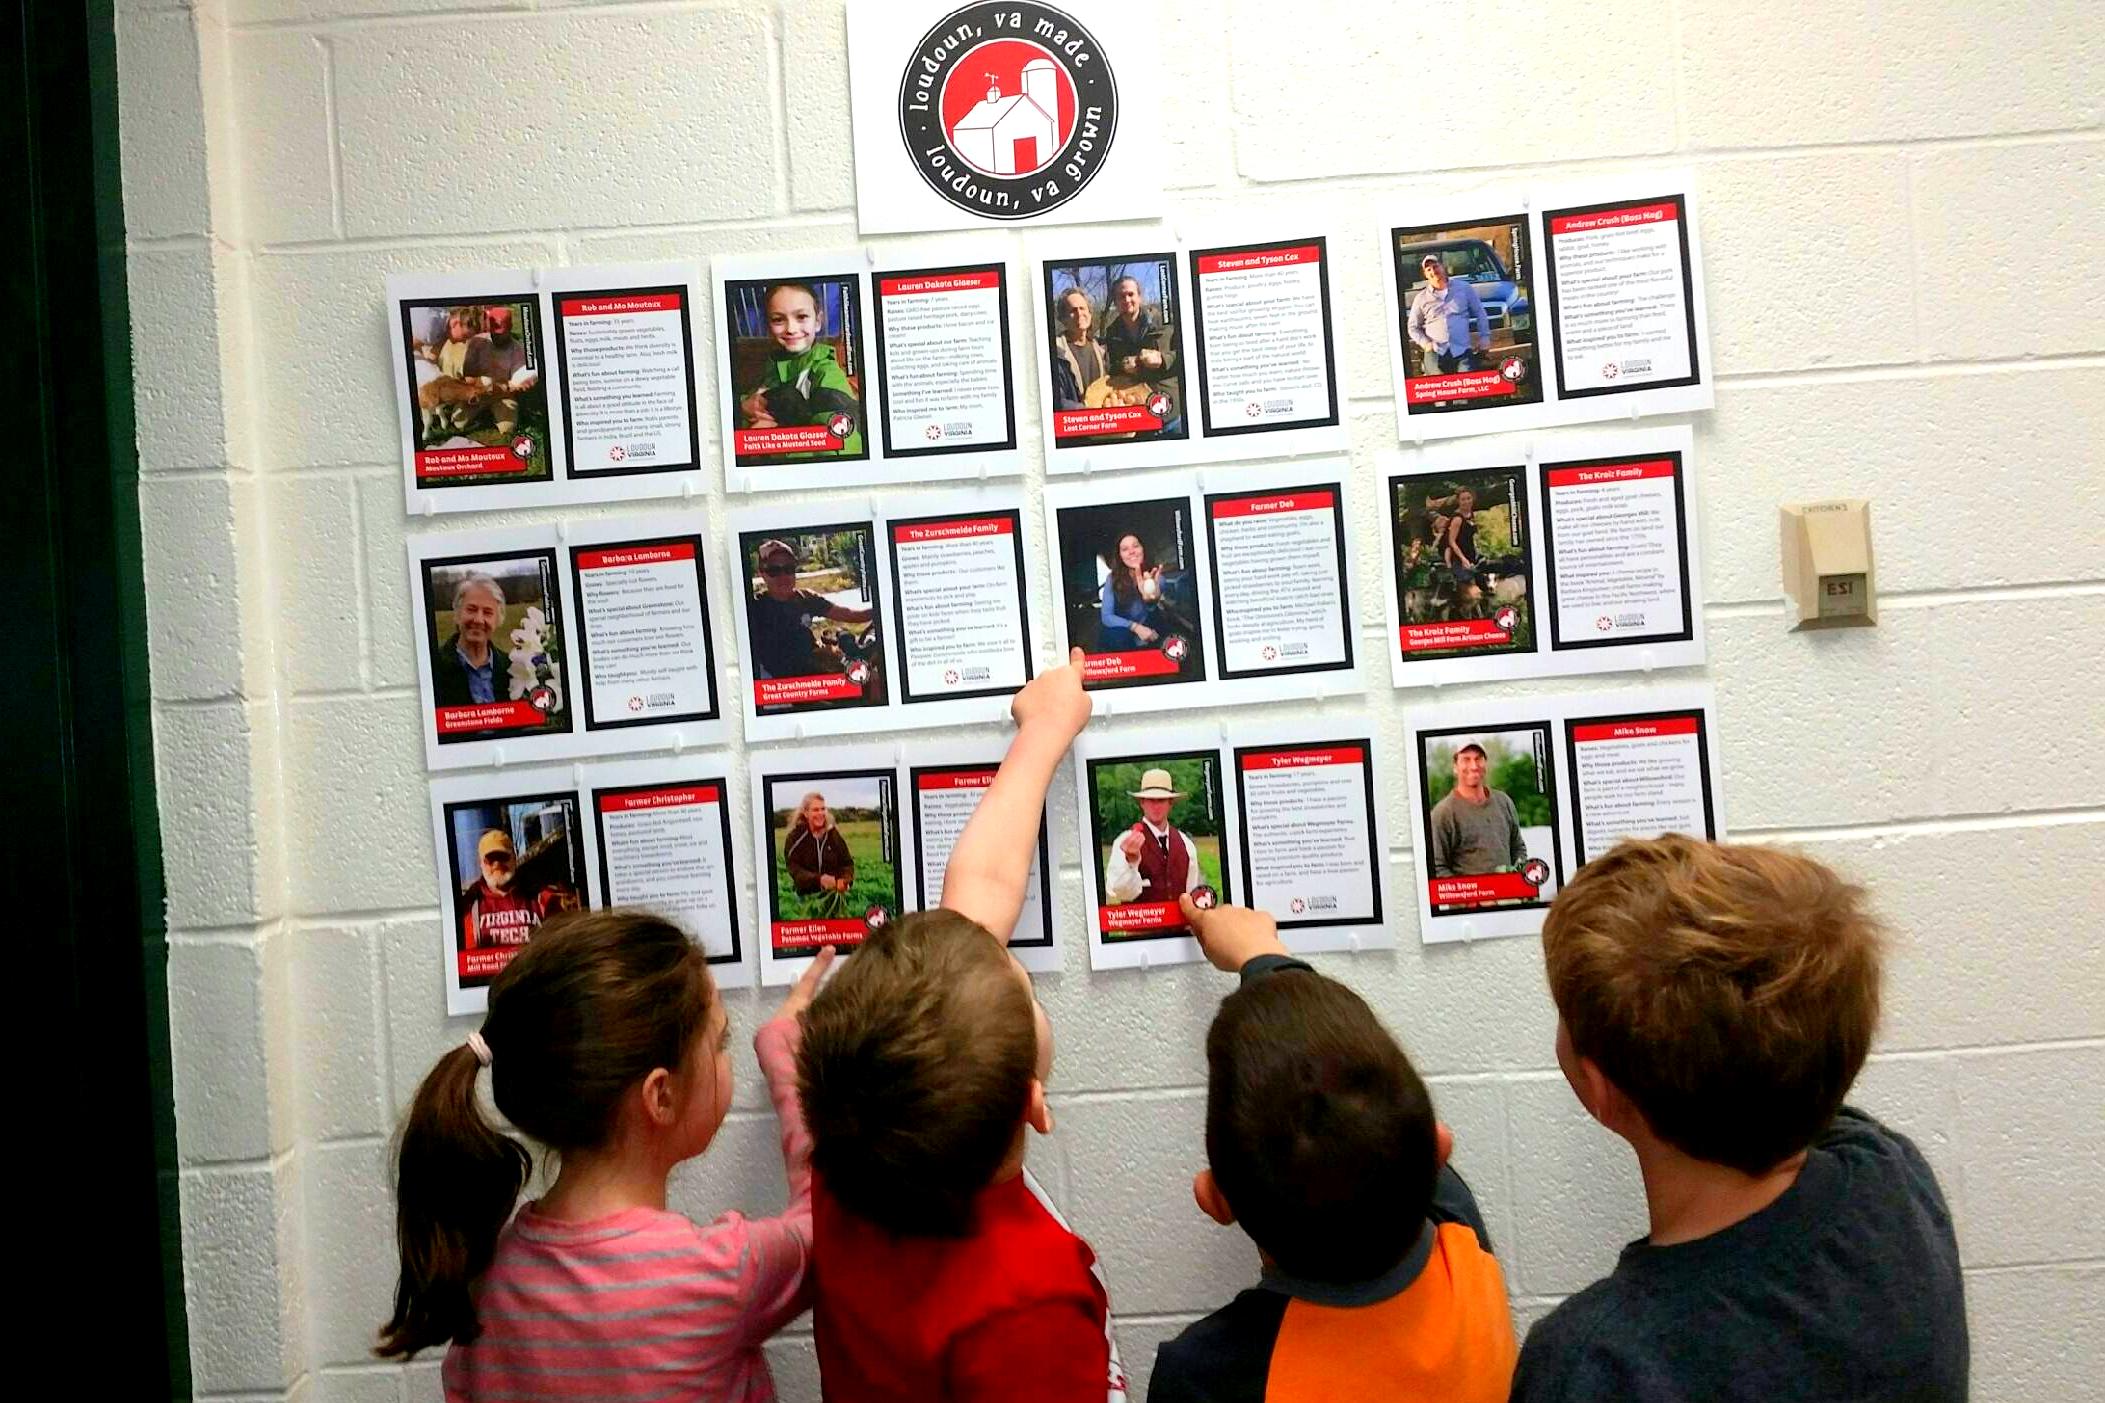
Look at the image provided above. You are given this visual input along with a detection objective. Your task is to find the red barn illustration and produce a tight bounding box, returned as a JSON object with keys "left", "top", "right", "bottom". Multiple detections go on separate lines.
{"left": 951, "top": 58, "right": 1060, "bottom": 176}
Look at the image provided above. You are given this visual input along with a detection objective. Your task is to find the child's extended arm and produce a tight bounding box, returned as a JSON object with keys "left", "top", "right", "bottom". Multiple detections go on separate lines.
{"left": 941, "top": 649, "right": 1092, "bottom": 943}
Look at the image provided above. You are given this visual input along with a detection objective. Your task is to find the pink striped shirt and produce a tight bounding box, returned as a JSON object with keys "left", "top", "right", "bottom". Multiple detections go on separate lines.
{"left": 443, "top": 1017, "right": 813, "bottom": 1403}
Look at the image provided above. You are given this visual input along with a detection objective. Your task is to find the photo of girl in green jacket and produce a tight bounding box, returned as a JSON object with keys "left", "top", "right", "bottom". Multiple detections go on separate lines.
{"left": 730, "top": 279, "right": 867, "bottom": 464}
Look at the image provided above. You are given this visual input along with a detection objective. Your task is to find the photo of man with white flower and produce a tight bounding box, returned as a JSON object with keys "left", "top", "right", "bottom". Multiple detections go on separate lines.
{"left": 420, "top": 550, "right": 573, "bottom": 744}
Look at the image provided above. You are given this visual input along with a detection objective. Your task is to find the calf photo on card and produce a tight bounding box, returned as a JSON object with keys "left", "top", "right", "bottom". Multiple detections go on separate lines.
{"left": 873, "top": 262, "right": 1019, "bottom": 459}
{"left": 399, "top": 289, "right": 552, "bottom": 492}
{"left": 1233, "top": 734, "right": 1388, "bottom": 944}
{"left": 755, "top": 758, "right": 905, "bottom": 984}
{"left": 737, "top": 521, "right": 888, "bottom": 718}
{"left": 1539, "top": 449, "right": 1695, "bottom": 652}
{"left": 549, "top": 280, "right": 700, "bottom": 480}
{"left": 1053, "top": 493, "right": 1206, "bottom": 692}
{"left": 1416, "top": 721, "right": 1563, "bottom": 921}
{"left": 589, "top": 766, "right": 742, "bottom": 968}
{"left": 721, "top": 269, "right": 871, "bottom": 471}
{"left": 1564, "top": 704, "right": 1718, "bottom": 869}
{"left": 431, "top": 773, "right": 591, "bottom": 1015}
{"left": 568, "top": 532, "right": 719, "bottom": 732}
{"left": 1390, "top": 214, "right": 1543, "bottom": 421}
{"left": 887, "top": 504, "right": 1034, "bottom": 705}
{"left": 1085, "top": 747, "right": 1230, "bottom": 945}
{"left": 1042, "top": 251, "right": 1189, "bottom": 454}
{"left": 1203, "top": 481, "right": 1355, "bottom": 681}
{"left": 908, "top": 759, "right": 1058, "bottom": 971}
{"left": 1388, "top": 464, "right": 1535, "bottom": 665}
{"left": 419, "top": 548, "right": 573, "bottom": 747}
{"left": 1188, "top": 236, "right": 1342, "bottom": 439}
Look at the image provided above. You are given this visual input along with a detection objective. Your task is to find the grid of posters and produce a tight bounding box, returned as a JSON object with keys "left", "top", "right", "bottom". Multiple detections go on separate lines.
{"left": 1043, "top": 464, "right": 1361, "bottom": 716}
{"left": 390, "top": 263, "right": 706, "bottom": 512}
{"left": 747, "top": 744, "right": 1063, "bottom": 986}
{"left": 1404, "top": 685, "right": 1722, "bottom": 942}
{"left": 844, "top": 0, "right": 1166, "bottom": 236}
{"left": 1382, "top": 174, "right": 1712, "bottom": 440}
{"left": 1035, "top": 232, "right": 1347, "bottom": 469}
{"left": 727, "top": 490, "right": 1038, "bottom": 741}
{"left": 1379, "top": 426, "right": 1704, "bottom": 687}
{"left": 407, "top": 514, "right": 726, "bottom": 769}
{"left": 1075, "top": 720, "right": 1395, "bottom": 970}
{"left": 711, "top": 250, "right": 1025, "bottom": 491}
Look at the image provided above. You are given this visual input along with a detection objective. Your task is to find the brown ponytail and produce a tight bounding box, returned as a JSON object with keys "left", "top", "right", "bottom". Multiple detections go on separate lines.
{"left": 376, "top": 909, "right": 716, "bottom": 1359}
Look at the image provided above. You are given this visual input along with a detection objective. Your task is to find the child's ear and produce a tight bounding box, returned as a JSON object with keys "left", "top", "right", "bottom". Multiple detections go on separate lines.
{"left": 641, "top": 1067, "right": 678, "bottom": 1128}
{"left": 1025, "top": 1077, "right": 1053, "bottom": 1136}
{"left": 1193, "top": 1169, "right": 1236, "bottom": 1227}
{"left": 1435, "top": 1121, "right": 1454, "bottom": 1169}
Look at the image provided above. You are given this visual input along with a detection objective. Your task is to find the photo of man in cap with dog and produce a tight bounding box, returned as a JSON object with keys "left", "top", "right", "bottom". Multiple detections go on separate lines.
{"left": 739, "top": 526, "right": 886, "bottom": 713}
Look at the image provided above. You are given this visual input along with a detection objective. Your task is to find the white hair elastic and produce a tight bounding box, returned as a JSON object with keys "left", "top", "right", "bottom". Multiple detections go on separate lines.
{"left": 466, "top": 1031, "right": 493, "bottom": 1068}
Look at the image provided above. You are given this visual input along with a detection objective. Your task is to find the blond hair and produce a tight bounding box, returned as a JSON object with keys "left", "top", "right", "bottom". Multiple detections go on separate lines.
{"left": 1542, "top": 835, "right": 1883, "bottom": 1173}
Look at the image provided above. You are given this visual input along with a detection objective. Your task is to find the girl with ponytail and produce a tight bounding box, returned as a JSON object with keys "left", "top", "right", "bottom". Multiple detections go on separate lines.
{"left": 376, "top": 908, "right": 835, "bottom": 1402}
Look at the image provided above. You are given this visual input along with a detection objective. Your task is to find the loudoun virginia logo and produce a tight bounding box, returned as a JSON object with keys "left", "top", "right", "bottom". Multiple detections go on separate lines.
{"left": 898, "top": 3, "right": 1118, "bottom": 221}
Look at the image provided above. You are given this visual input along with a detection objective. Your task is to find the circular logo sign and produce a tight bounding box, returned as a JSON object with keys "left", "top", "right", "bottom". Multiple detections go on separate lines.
{"left": 845, "top": 658, "right": 872, "bottom": 687}
{"left": 898, "top": 3, "right": 1118, "bottom": 222}
{"left": 1520, "top": 858, "right": 1551, "bottom": 888}
{"left": 608, "top": 444, "right": 627, "bottom": 462}
{"left": 527, "top": 685, "right": 556, "bottom": 713}
{"left": 864, "top": 904, "right": 892, "bottom": 931}
{"left": 1161, "top": 634, "right": 1189, "bottom": 662}
{"left": 626, "top": 695, "right": 645, "bottom": 712}
{"left": 827, "top": 411, "right": 854, "bottom": 441}
{"left": 1500, "top": 356, "right": 1527, "bottom": 383}
{"left": 510, "top": 434, "right": 536, "bottom": 460}
{"left": 1494, "top": 605, "right": 1519, "bottom": 632}
{"left": 1189, "top": 885, "right": 1218, "bottom": 911}
{"left": 1289, "top": 897, "right": 1306, "bottom": 914}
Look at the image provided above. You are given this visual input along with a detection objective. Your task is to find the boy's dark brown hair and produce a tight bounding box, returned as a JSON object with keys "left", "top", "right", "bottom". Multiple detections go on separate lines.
{"left": 796, "top": 910, "right": 1036, "bottom": 1237}
{"left": 375, "top": 910, "right": 715, "bottom": 1360}
{"left": 1542, "top": 835, "right": 1884, "bottom": 1175}
{"left": 1206, "top": 971, "right": 1437, "bottom": 1283}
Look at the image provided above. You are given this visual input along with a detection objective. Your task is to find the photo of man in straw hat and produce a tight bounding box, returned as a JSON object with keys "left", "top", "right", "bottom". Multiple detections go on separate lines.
{"left": 1104, "top": 767, "right": 1207, "bottom": 905}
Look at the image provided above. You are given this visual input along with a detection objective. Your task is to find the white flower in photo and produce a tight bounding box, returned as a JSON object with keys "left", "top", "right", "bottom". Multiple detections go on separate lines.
{"left": 506, "top": 605, "right": 561, "bottom": 710}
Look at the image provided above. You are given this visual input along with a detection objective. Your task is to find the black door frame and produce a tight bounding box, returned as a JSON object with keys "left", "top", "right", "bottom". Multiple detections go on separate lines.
{"left": 3, "top": 1, "right": 189, "bottom": 1393}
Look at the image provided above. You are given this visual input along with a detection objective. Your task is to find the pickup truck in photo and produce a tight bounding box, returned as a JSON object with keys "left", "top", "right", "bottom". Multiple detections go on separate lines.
{"left": 1399, "top": 238, "right": 1533, "bottom": 340}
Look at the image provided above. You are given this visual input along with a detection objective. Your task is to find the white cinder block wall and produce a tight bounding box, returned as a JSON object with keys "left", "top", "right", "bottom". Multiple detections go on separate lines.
{"left": 116, "top": 0, "right": 2103, "bottom": 1398}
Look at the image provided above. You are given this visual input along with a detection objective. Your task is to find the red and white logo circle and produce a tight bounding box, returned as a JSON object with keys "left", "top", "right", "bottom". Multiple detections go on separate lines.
{"left": 1493, "top": 605, "right": 1519, "bottom": 632}
{"left": 1290, "top": 897, "right": 1306, "bottom": 914}
{"left": 1520, "top": 858, "right": 1551, "bottom": 888}
{"left": 1601, "top": 361, "right": 1620, "bottom": 379}
{"left": 527, "top": 685, "right": 556, "bottom": 713}
{"left": 924, "top": 423, "right": 943, "bottom": 441}
{"left": 864, "top": 905, "right": 891, "bottom": 931}
{"left": 1499, "top": 356, "right": 1527, "bottom": 383}
{"left": 626, "top": 695, "right": 644, "bottom": 712}
{"left": 845, "top": 658, "right": 871, "bottom": 687}
{"left": 1261, "top": 644, "right": 1277, "bottom": 661}
{"left": 944, "top": 669, "right": 960, "bottom": 685}
{"left": 827, "top": 412, "right": 853, "bottom": 441}
{"left": 1161, "top": 634, "right": 1189, "bottom": 662}
{"left": 510, "top": 434, "right": 535, "bottom": 460}
{"left": 1145, "top": 391, "right": 1170, "bottom": 419}
{"left": 899, "top": 5, "right": 1118, "bottom": 221}
{"left": 1596, "top": 615, "right": 1614, "bottom": 631}
{"left": 1245, "top": 402, "right": 1262, "bottom": 418}
{"left": 608, "top": 444, "right": 627, "bottom": 462}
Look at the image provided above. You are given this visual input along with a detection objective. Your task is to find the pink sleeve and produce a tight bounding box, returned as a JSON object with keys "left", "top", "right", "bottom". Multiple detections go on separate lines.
{"left": 727, "top": 1015, "right": 815, "bottom": 1345}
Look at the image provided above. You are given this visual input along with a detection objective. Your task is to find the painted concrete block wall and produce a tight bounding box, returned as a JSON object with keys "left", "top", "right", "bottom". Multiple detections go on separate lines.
{"left": 115, "top": 0, "right": 2103, "bottom": 1398}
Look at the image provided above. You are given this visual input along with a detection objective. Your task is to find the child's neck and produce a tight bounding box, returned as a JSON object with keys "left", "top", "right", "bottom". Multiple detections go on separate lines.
{"left": 535, "top": 1141, "right": 670, "bottom": 1222}
{"left": 1631, "top": 1133, "right": 1807, "bottom": 1246}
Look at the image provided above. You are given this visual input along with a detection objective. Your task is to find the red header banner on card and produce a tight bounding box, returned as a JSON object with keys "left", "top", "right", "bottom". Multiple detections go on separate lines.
{"left": 416, "top": 446, "right": 530, "bottom": 479}
{"left": 559, "top": 293, "right": 682, "bottom": 317}
{"left": 1400, "top": 619, "right": 1512, "bottom": 652}
{"left": 1211, "top": 491, "right": 1336, "bottom": 519}
{"left": 1054, "top": 405, "right": 1163, "bottom": 438}
{"left": 1406, "top": 370, "right": 1517, "bottom": 405}
{"left": 435, "top": 701, "right": 546, "bottom": 735}
{"left": 1429, "top": 873, "right": 1543, "bottom": 905}
{"left": 1545, "top": 458, "right": 1677, "bottom": 489}
{"left": 1549, "top": 202, "right": 1681, "bottom": 236}
{"left": 576, "top": 541, "right": 697, "bottom": 570}
{"left": 1240, "top": 747, "right": 1365, "bottom": 771}
{"left": 1083, "top": 650, "right": 1184, "bottom": 682}
{"left": 597, "top": 785, "right": 720, "bottom": 813}
{"left": 892, "top": 517, "right": 1014, "bottom": 544}
{"left": 878, "top": 269, "right": 1001, "bottom": 296}
{"left": 1099, "top": 901, "right": 1184, "bottom": 934}
{"left": 773, "top": 918, "right": 871, "bottom": 949}
{"left": 916, "top": 770, "right": 995, "bottom": 791}
{"left": 736, "top": 426, "right": 842, "bottom": 454}
{"left": 754, "top": 674, "right": 863, "bottom": 706}
{"left": 1570, "top": 716, "right": 1701, "bottom": 744}
{"left": 1194, "top": 244, "right": 1322, "bottom": 275}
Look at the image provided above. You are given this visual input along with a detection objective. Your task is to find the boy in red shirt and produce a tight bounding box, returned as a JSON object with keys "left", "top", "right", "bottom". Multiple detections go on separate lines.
{"left": 796, "top": 649, "right": 1123, "bottom": 1403}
